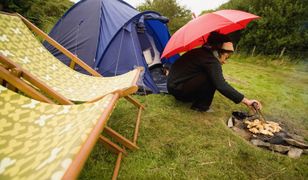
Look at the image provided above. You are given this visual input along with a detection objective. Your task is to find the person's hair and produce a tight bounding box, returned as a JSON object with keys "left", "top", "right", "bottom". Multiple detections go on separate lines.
{"left": 205, "top": 31, "right": 233, "bottom": 57}
{"left": 206, "top": 31, "right": 231, "bottom": 50}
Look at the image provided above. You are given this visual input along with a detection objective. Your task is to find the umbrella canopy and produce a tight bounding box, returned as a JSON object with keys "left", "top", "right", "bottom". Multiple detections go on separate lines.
{"left": 161, "top": 10, "right": 260, "bottom": 58}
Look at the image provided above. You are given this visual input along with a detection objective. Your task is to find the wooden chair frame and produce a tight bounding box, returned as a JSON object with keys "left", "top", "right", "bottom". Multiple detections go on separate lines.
{"left": 0, "top": 12, "right": 145, "bottom": 179}
{"left": 62, "top": 93, "right": 122, "bottom": 179}
{"left": 0, "top": 85, "right": 121, "bottom": 179}
{"left": 0, "top": 46, "right": 129, "bottom": 180}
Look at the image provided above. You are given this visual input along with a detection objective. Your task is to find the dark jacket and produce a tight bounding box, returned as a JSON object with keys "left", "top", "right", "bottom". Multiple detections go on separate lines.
{"left": 167, "top": 47, "right": 244, "bottom": 104}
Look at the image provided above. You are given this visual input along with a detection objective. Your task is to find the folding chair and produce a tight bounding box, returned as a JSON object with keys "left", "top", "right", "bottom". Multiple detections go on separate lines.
{"left": 0, "top": 12, "right": 145, "bottom": 179}
{"left": 0, "top": 85, "right": 119, "bottom": 179}
{"left": 0, "top": 12, "right": 144, "bottom": 148}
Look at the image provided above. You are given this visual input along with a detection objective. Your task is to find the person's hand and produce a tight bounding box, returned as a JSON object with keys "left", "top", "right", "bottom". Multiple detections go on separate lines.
{"left": 241, "top": 97, "right": 262, "bottom": 110}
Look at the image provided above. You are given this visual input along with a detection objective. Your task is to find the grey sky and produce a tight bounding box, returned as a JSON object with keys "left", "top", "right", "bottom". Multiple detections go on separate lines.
{"left": 126, "top": 0, "right": 230, "bottom": 15}
{"left": 70, "top": 0, "right": 230, "bottom": 15}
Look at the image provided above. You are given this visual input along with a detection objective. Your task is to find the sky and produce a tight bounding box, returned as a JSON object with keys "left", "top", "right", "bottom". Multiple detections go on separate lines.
{"left": 70, "top": 0, "right": 230, "bottom": 15}
{"left": 124, "top": 0, "right": 230, "bottom": 15}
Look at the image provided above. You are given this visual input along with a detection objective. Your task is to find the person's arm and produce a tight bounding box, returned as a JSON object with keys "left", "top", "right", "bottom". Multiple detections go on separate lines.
{"left": 206, "top": 62, "right": 262, "bottom": 109}
{"left": 205, "top": 61, "right": 244, "bottom": 103}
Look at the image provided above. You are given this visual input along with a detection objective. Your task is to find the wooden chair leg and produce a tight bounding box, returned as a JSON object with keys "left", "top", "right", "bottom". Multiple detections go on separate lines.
{"left": 103, "top": 96, "right": 143, "bottom": 151}
{"left": 112, "top": 152, "right": 123, "bottom": 180}
{"left": 104, "top": 127, "right": 139, "bottom": 151}
{"left": 99, "top": 135, "right": 124, "bottom": 180}
{"left": 133, "top": 106, "right": 143, "bottom": 144}
{"left": 99, "top": 135, "right": 127, "bottom": 156}
{"left": 125, "top": 95, "right": 145, "bottom": 109}
{"left": 125, "top": 96, "right": 144, "bottom": 144}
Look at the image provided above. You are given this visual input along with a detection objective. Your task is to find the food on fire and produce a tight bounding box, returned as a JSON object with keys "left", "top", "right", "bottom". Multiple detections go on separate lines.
{"left": 244, "top": 119, "right": 282, "bottom": 136}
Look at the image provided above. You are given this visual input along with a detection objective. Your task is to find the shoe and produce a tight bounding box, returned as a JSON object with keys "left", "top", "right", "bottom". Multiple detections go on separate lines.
{"left": 205, "top": 108, "right": 214, "bottom": 113}
{"left": 190, "top": 105, "right": 213, "bottom": 112}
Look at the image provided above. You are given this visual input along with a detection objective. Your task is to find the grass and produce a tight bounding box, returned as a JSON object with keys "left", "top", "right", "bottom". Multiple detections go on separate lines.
{"left": 79, "top": 58, "right": 308, "bottom": 179}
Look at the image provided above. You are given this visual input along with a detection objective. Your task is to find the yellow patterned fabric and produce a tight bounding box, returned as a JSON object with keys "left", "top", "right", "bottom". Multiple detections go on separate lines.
{"left": 0, "top": 13, "right": 139, "bottom": 102}
{"left": 0, "top": 85, "right": 115, "bottom": 179}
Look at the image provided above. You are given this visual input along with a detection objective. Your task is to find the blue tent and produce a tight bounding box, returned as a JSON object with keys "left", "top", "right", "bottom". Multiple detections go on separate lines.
{"left": 45, "top": 0, "right": 178, "bottom": 93}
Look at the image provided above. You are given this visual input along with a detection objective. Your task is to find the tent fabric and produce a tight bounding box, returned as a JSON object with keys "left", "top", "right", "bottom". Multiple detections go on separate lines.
{"left": 45, "top": 0, "right": 102, "bottom": 70}
{"left": 145, "top": 20, "right": 179, "bottom": 64}
{"left": 96, "top": 22, "right": 160, "bottom": 93}
{"left": 45, "top": 0, "right": 177, "bottom": 93}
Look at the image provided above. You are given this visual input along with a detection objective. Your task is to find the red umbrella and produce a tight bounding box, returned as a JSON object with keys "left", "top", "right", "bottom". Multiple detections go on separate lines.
{"left": 161, "top": 10, "right": 260, "bottom": 58}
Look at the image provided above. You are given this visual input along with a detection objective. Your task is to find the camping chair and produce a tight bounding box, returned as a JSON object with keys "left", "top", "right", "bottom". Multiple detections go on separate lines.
{"left": 0, "top": 85, "right": 120, "bottom": 179}
{"left": 0, "top": 72, "right": 130, "bottom": 180}
{"left": 0, "top": 12, "right": 144, "bottom": 150}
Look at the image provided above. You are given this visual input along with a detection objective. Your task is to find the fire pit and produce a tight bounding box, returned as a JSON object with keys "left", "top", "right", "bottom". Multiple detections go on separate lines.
{"left": 227, "top": 111, "right": 308, "bottom": 158}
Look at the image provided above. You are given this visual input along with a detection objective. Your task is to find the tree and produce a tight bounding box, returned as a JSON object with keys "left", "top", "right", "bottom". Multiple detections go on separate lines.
{"left": 200, "top": 9, "right": 215, "bottom": 15}
{"left": 219, "top": 0, "right": 308, "bottom": 58}
{"left": 0, "top": 0, "right": 73, "bottom": 32}
{"left": 137, "top": 0, "right": 192, "bottom": 34}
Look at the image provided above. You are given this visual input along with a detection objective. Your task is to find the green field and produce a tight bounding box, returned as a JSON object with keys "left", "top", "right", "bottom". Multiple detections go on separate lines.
{"left": 80, "top": 57, "right": 308, "bottom": 179}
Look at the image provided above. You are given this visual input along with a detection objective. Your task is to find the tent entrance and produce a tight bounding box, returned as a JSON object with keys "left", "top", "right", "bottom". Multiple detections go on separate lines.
{"left": 137, "top": 21, "right": 169, "bottom": 93}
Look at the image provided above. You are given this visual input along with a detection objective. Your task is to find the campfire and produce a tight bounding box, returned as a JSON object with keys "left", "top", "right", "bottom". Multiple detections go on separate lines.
{"left": 244, "top": 119, "right": 282, "bottom": 136}
{"left": 227, "top": 111, "right": 308, "bottom": 158}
